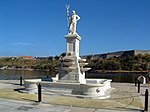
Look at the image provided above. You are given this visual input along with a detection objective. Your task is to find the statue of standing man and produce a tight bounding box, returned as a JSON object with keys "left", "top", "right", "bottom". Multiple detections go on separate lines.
{"left": 66, "top": 5, "right": 80, "bottom": 34}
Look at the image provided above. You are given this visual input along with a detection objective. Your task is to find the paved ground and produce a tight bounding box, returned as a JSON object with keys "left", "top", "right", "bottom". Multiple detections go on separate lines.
{"left": 0, "top": 80, "right": 149, "bottom": 112}
{"left": 137, "top": 83, "right": 150, "bottom": 112}
{"left": 0, "top": 98, "right": 143, "bottom": 112}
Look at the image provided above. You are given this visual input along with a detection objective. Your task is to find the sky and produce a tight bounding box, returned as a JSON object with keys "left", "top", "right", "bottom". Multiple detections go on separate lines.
{"left": 0, "top": 0, "right": 150, "bottom": 57}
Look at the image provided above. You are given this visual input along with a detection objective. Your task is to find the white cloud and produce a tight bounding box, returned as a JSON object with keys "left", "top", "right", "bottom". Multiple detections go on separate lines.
{"left": 12, "top": 42, "right": 36, "bottom": 46}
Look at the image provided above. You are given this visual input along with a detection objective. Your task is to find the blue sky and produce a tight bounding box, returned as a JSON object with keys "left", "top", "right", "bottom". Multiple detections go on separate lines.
{"left": 0, "top": 0, "right": 150, "bottom": 56}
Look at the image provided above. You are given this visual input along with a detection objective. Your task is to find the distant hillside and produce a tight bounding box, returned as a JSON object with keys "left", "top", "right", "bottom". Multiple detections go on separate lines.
{"left": 0, "top": 50, "right": 150, "bottom": 72}
{"left": 85, "top": 52, "right": 150, "bottom": 72}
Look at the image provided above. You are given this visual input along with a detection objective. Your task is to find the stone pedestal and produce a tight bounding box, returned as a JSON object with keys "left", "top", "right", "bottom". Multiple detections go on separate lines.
{"left": 65, "top": 34, "right": 81, "bottom": 57}
{"left": 58, "top": 34, "right": 89, "bottom": 84}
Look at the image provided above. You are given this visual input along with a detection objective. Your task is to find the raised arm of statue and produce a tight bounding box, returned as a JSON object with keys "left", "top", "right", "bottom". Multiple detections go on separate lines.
{"left": 76, "top": 15, "right": 80, "bottom": 21}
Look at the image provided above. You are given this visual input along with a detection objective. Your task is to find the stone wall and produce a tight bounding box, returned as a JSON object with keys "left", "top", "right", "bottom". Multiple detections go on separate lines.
{"left": 81, "top": 50, "right": 150, "bottom": 59}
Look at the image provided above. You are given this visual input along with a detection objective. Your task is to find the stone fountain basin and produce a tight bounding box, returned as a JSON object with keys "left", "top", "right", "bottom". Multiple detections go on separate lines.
{"left": 61, "top": 67, "right": 76, "bottom": 71}
{"left": 24, "top": 79, "right": 41, "bottom": 94}
{"left": 78, "top": 59, "right": 86, "bottom": 62}
{"left": 23, "top": 78, "right": 112, "bottom": 99}
{"left": 79, "top": 63, "right": 88, "bottom": 66}
{"left": 80, "top": 68, "right": 91, "bottom": 72}
{"left": 63, "top": 62, "right": 74, "bottom": 66}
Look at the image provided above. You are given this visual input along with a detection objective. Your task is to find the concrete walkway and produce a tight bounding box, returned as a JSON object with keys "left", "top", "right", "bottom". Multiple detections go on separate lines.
{"left": 0, "top": 98, "right": 143, "bottom": 112}
{"left": 0, "top": 80, "right": 147, "bottom": 112}
{"left": 136, "top": 83, "right": 150, "bottom": 111}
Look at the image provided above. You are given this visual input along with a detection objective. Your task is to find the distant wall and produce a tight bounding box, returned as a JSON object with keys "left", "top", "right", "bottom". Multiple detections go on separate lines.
{"left": 81, "top": 50, "right": 150, "bottom": 59}
{"left": 134, "top": 50, "right": 150, "bottom": 55}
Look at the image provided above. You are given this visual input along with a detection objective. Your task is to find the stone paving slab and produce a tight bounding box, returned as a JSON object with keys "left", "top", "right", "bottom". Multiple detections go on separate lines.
{"left": 95, "top": 109, "right": 143, "bottom": 112}
{"left": 0, "top": 98, "right": 95, "bottom": 112}
{"left": 0, "top": 80, "right": 146, "bottom": 112}
{"left": 136, "top": 84, "right": 150, "bottom": 111}
{"left": 0, "top": 98, "right": 143, "bottom": 112}
{"left": 0, "top": 98, "right": 145, "bottom": 112}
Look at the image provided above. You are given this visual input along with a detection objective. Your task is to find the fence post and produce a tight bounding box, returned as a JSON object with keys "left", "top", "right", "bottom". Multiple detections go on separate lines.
{"left": 138, "top": 80, "right": 140, "bottom": 93}
{"left": 38, "top": 83, "right": 42, "bottom": 103}
{"left": 145, "top": 89, "right": 149, "bottom": 111}
{"left": 135, "top": 78, "right": 137, "bottom": 86}
{"left": 20, "top": 76, "right": 22, "bottom": 86}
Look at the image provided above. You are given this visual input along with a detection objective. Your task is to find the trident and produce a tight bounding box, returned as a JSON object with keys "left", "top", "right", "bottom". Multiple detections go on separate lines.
{"left": 66, "top": 4, "right": 70, "bottom": 27}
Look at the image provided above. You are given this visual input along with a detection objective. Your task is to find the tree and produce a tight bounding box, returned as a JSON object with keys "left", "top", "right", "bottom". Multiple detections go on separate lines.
{"left": 103, "top": 60, "right": 120, "bottom": 70}
{"left": 60, "top": 52, "right": 66, "bottom": 57}
{"left": 54, "top": 56, "right": 60, "bottom": 60}
{"left": 86, "top": 55, "right": 92, "bottom": 60}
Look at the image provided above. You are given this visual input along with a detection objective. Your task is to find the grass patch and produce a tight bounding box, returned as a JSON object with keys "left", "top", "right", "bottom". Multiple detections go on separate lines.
{"left": 0, "top": 89, "right": 40, "bottom": 102}
{"left": 47, "top": 96, "right": 132, "bottom": 109}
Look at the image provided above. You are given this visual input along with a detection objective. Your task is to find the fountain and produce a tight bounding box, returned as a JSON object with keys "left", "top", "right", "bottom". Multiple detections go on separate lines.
{"left": 24, "top": 5, "right": 112, "bottom": 99}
